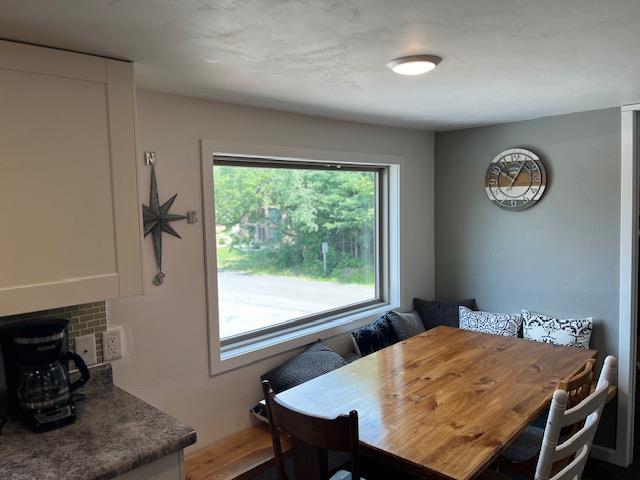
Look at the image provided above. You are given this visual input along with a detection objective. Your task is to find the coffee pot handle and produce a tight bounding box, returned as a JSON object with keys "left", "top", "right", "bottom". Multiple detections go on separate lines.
{"left": 61, "top": 352, "right": 91, "bottom": 391}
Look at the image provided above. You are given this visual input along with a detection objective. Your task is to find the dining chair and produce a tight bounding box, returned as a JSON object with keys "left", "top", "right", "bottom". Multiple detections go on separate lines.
{"left": 498, "top": 359, "right": 596, "bottom": 474}
{"left": 261, "top": 379, "right": 362, "bottom": 480}
{"left": 482, "top": 355, "right": 617, "bottom": 480}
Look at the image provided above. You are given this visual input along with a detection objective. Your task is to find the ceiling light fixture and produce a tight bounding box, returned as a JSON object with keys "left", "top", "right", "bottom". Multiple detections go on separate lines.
{"left": 387, "top": 54, "right": 442, "bottom": 76}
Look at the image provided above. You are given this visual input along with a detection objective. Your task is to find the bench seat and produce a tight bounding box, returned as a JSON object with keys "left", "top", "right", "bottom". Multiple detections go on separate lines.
{"left": 186, "top": 424, "right": 291, "bottom": 480}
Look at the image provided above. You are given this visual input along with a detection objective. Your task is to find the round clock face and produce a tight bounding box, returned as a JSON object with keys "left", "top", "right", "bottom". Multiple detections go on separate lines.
{"left": 485, "top": 148, "right": 547, "bottom": 211}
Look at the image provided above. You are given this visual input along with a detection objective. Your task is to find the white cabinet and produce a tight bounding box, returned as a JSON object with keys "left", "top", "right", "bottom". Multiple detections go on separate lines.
{"left": 0, "top": 40, "right": 143, "bottom": 316}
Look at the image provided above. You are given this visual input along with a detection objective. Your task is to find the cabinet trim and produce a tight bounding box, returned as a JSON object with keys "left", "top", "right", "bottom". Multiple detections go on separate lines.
{"left": 106, "top": 60, "right": 144, "bottom": 297}
{"left": 0, "top": 274, "right": 119, "bottom": 316}
{"left": 0, "top": 40, "right": 107, "bottom": 82}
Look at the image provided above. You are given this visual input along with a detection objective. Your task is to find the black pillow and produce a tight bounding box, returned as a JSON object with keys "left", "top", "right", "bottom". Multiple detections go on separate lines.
{"left": 350, "top": 315, "right": 398, "bottom": 357}
{"left": 260, "top": 340, "right": 348, "bottom": 394}
{"left": 250, "top": 399, "right": 269, "bottom": 423}
{"left": 413, "top": 298, "right": 477, "bottom": 330}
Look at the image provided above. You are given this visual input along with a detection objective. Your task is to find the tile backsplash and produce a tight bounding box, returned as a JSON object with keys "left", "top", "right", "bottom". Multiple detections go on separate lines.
{"left": 0, "top": 302, "right": 107, "bottom": 363}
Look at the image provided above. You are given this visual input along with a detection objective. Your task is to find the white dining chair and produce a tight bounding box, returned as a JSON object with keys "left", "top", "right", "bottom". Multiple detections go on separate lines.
{"left": 481, "top": 355, "right": 617, "bottom": 480}
{"left": 534, "top": 355, "right": 616, "bottom": 480}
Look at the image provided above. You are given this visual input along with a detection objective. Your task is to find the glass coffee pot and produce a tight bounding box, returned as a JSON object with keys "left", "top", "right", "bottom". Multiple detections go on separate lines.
{"left": 1, "top": 319, "right": 90, "bottom": 432}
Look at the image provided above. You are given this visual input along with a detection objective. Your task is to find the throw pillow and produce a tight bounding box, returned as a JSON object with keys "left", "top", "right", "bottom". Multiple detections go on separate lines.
{"left": 413, "top": 298, "right": 477, "bottom": 330}
{"left": 350, "top": 315, "right": 398, "bottom": 357}
{"left": 260, "top": 340, "right": 348, "bottom": 394}
{"left": 522, "top": 310, "right": 592, "bottom": 349}
{"left": 386, "top": 310, "right": 425, "bottom": 340}
{"left": 249, "top": 399, "right": 269, "bottom": 424}
{"left": 343, "top": 351, "right": 361, "bottom": 363}
{"left": 459, "top": 306, "right": 522, "bottom": 337}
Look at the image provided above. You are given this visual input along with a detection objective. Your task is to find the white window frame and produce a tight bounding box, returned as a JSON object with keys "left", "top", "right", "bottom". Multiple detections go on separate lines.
{"left": 200, "top": 140, "right": 402, "bottom": 376}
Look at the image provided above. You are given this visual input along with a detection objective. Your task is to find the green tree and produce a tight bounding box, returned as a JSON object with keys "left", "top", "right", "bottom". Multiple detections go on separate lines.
{"left": 213, "top": 165, "right": 376, "bottom": 284}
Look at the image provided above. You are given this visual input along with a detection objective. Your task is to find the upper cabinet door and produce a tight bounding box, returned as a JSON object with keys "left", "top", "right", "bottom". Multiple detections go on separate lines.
{"left": 0, "top": 40, "right": 143, "bottom": 316}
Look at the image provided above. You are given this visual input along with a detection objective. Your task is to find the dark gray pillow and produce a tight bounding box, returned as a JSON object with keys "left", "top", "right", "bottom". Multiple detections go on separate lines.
{"left": 249, "top": 399, "right": 269, "bottom": 424}
{"left": 413, "top": 298, "right": 477, "bottom": 330}
{"left": 260, "top": 340, "right": 347, "bottom": 394}
{"left": 387, "top": 310, "right": 425, "bottom": 340}
{"left": 343, "top": 351, "right": 361, "bottom": 363}
{"left": 350, "top": 315, "right": 398, "bottom": 356}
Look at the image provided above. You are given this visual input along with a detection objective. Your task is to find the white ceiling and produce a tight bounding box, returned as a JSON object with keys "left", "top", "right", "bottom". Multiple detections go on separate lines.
{"left": 2, "top": 0, "right": 640, "bottom": 130}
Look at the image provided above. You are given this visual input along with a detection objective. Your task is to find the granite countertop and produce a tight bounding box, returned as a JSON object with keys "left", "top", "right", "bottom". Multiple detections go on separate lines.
{"left": 0, "top": 364, "right": 196, "bottom": 480}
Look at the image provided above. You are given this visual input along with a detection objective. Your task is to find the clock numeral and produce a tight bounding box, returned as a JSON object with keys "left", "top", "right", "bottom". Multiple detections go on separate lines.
{"left": 532, "top": 175, "right": 541, "bottom": 183}
{"left": 510, "top": 199, "right": 518, "bottom": 207}
{"left": 488, "top": 177, "right": 498, "bottom": 186}
{"left": 530, "top": 162, "right": 539, "bottom": 171}
{"left": 491, "top": 165, "right": 501, "bottom": 174}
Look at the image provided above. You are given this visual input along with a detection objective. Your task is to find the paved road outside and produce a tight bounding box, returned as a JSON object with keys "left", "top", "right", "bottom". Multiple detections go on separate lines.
{"left": 217, "top": 270, "right": 374, "bottom": 338}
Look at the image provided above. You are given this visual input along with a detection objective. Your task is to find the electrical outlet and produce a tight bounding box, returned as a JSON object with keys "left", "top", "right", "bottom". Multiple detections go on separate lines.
{"left": 74, "top": 334, "right": 97, "bottom": 366}
{"left": 103, "top": 327, "right": 124, "bottom": 361}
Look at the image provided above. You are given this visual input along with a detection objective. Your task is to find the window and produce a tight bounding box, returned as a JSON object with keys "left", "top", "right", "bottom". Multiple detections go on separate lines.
{"left": 211, "top": 156, "right": 386, "bottom": 344}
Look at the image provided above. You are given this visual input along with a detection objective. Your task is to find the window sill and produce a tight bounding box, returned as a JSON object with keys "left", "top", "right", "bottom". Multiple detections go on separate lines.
{"left": 209, "top": 302, "right": 396, "bottom": 376}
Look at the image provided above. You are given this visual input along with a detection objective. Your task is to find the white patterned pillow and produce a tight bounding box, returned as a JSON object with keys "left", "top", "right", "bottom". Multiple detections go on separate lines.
{"left": 459, "top": 306, "right": 522, "bottom": 337}
{"left": 522, "top": 310, "right": 592, "bottom": 349}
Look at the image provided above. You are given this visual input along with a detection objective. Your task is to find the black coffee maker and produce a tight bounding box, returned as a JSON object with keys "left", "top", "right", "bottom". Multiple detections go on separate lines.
{"left": 1, "top": 319, "right": 90, "bottom": 432}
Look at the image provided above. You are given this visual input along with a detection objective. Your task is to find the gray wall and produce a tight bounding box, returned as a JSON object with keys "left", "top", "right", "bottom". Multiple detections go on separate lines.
{"left": 109, "top": 90, "right": 435, "bottom": 452}
{"left": 435, "top": 108, "right": 621, "bottom": 445}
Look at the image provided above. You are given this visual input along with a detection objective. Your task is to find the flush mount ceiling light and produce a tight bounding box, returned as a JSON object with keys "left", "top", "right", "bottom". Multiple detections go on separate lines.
{"left": 387, "top": 54, "right": 442, "bottom": 76}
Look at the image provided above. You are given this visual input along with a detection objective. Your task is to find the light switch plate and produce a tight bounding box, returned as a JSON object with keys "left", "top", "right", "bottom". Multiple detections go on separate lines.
{"left": 75, "top": 334, "right": 97, "bottom": 366}
{"left": 103, "top": 327, "right": 124, "bottom": 361}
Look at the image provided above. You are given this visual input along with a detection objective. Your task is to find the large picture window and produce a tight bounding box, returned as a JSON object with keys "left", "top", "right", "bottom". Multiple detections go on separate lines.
{"left": 211, "top": 156, "right": 385, "bottom": 343}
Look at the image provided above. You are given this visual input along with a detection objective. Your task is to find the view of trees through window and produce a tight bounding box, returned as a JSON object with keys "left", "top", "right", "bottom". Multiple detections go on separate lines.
{"left": 213, "top": 162, "right": 378, "bottom": 339}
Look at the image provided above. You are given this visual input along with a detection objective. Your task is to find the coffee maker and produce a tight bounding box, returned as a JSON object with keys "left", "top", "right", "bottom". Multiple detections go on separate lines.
{"left": 1, "top": 319, "right": 90, "bottom": 432}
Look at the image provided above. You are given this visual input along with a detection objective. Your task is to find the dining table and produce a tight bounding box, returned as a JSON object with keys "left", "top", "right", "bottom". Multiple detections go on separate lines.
{"left": 275, "top": 326, "right": 597, "bottom": 480}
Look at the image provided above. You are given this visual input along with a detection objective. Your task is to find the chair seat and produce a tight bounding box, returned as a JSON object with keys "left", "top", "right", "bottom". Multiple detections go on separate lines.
{"left": 501, "top": 425, "right": 544, "bottom": 463}
{"left": 330, "top": 470, "right": 365, "bottom": 480}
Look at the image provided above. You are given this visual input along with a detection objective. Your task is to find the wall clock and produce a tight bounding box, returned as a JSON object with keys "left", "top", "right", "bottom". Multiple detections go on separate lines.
{"left": 484, "top": 148, "right": 547, "bottom": 211}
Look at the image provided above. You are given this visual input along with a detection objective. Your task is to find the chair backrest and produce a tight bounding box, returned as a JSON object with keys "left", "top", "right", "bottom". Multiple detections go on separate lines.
{"left": 262, "top": 380, "right": 360, "bottom": 480}
{"left": 556, "top": 358, "right": 596, "bottom": 443}
{"left": 534, "top": 356, "right": 617, "bottom": 480}
{"left": 558, "top": 358, "right": 595, "bottom": 409}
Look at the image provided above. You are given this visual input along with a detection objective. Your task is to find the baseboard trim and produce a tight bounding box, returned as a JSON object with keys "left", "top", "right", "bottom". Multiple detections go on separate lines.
{"left": 590, "top": 444, "right": 618, "bottom": 464}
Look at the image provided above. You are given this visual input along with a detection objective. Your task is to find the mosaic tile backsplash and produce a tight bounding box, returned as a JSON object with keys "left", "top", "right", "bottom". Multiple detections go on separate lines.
{"left": 0, "top": 302, "right": 107, "bottom": 363}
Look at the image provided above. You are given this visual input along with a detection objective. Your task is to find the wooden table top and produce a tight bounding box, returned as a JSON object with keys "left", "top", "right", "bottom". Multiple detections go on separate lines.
{"left": 276, "top": 326, "right": 597, "bottom": 480}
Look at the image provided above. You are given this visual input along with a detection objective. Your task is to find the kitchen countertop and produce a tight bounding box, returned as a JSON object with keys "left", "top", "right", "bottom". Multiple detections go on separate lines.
{"left": 0, "top": 364, "right": 196, "bottom": 480}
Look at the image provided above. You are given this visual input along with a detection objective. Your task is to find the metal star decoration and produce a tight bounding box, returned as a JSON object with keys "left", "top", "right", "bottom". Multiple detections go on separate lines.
{"left": 143, "top": 164, "right": 187, "bottom": 285}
